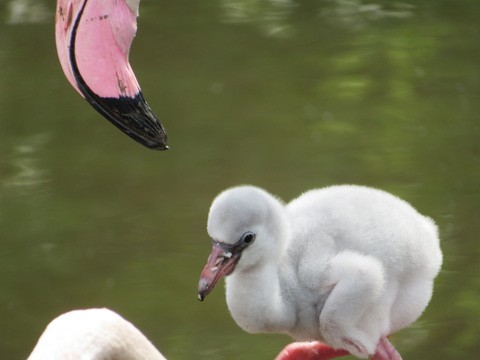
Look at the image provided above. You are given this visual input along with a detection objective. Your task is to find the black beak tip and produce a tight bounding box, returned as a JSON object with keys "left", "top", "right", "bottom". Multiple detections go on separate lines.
{"left": 197, "top": 293, "right": 205, "bottom": 301}
{"left": 82, "top": 90, "right": 170, "bottom": 151}
{"left": 146, "top": 141, "right": 169, "bottom": 151}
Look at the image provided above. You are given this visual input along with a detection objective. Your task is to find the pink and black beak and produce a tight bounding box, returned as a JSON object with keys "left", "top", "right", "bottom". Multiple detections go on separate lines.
{"left": 198, "top": 241, "right": 243, "bottom": 301}
{"left": 198, "top": 232, "right": 256, "bottom": 301}
{"left": 55, "top": 0, "right": 167, "bottom": 150}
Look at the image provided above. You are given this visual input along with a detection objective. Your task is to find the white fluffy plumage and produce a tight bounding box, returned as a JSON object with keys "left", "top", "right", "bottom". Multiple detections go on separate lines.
{"left": 27, "top": 308, "right": 166, "bottom": 360}
{"left": 206, "top": 185, "right": 442, "bottom": 358}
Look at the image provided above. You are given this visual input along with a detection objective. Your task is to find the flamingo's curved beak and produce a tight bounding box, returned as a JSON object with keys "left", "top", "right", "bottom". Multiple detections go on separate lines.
{"left": 55, "top": 0, "right": 167, "bottom": 150}
{"left": 198, "top": 242, "right": 242, "bottom": 301}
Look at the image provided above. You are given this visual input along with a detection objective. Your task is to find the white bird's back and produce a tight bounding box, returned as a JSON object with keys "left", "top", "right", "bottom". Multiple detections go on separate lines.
{"left": 286, "top": 185, "right": 442, "bottom": 278}
{"left": 27, "top": 308, "right": 166, "bottom": 360}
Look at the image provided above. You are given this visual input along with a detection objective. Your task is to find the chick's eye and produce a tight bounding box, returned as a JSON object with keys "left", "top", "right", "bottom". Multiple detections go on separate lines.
{"left": 242, "top": 232, "right": 256, "bottom": 244}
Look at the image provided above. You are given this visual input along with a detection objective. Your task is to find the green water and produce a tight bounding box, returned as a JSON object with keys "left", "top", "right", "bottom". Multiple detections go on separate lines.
{"left": 0, "top": 0, "right": 479, "bottom": 359}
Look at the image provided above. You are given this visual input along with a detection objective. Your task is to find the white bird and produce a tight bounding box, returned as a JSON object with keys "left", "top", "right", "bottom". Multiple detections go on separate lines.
{"left": 198, "top": 185, "right": 442, "bottom": 360}
{"left": 27, "top": 308, "right": 166, "bottom": 360}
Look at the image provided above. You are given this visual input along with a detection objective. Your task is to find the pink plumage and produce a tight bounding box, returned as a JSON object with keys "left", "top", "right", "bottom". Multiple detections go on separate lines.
{"left": 55, "top": 0, "right": 167, "bottom": 150}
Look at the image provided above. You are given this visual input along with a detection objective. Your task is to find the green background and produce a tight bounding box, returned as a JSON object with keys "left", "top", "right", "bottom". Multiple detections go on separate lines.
{"left": 0, "top": 0, "right": 478, "bottom": 359}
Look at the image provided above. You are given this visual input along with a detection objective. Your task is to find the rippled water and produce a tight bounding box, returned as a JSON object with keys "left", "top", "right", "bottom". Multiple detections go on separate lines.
{"left": 0, "top": 0, "right": 479, "bottom": 359}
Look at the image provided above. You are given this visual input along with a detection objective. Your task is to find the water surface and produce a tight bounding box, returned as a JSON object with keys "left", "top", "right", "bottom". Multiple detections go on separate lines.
{"left": 0, "top": 0, "right": 479, "bottom": 359}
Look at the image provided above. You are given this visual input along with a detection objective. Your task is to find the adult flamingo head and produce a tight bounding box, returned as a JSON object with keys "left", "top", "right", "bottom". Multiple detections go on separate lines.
{"left": 55, "top": 0, "right": 168, "bottom": 150}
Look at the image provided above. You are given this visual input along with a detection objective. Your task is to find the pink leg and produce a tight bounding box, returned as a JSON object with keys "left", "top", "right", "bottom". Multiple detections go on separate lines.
{"left": 371, "top": 337, "right": 402, "bottom": 360}
{"left": 274, "top": 341, "right": 350, "bottom": 360}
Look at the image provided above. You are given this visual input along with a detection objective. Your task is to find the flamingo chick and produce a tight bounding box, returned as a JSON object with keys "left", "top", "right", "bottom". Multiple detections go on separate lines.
{"left": 55, "top": 0, "right": 167, "bottom": 150}
{"left": 198, "top": 185, "right": 442, "bottom": 359}
{"left": 27, "top": 308, "right": 167, "bottom": 360}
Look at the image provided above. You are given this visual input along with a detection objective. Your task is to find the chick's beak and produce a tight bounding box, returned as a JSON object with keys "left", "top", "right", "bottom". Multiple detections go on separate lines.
{"left": 197, "top": 243, "right": 240, "bottom": 301}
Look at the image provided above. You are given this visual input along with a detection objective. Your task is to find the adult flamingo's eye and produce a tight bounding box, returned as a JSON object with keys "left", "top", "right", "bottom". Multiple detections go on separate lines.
{"left": 241, "top": 232, "right": 256, "bottom": 245}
